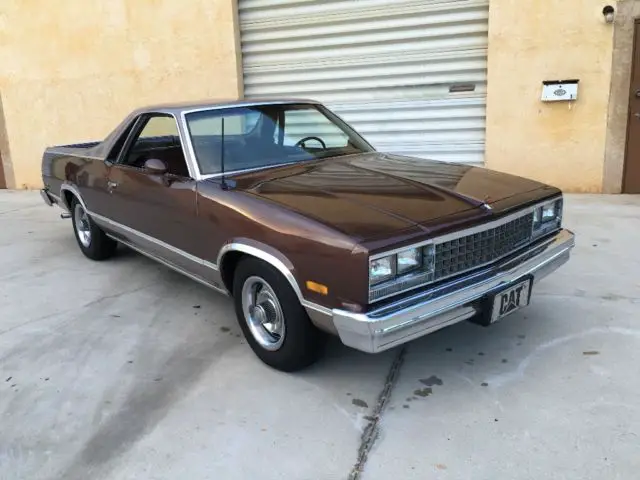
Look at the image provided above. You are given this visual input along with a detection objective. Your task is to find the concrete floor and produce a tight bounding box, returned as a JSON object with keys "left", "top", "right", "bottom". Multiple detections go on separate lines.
{"left": 1, "top": 191, "right": 639, "bottom": 480}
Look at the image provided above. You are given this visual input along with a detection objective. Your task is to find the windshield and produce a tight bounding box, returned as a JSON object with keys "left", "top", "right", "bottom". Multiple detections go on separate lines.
{"left": 184, "top": 103, "right": 374, "bottom": 175}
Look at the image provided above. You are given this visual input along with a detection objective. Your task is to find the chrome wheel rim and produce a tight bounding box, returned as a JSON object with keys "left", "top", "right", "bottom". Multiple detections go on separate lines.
{"left": 241, "top": 276, "right": 285, "bottom": 351}
{"left": 74, "top": 203, "right": 91, "bottom": 248}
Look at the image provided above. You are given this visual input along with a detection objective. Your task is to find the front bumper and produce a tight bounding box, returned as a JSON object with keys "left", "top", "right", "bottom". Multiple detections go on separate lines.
{"left": 333, "top": 229, "right": 575, "bottom": 353}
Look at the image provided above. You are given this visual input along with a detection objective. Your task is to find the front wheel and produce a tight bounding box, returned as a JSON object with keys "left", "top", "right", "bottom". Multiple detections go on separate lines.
{"left": 70, "top": 198, "right": 117, "bottom": 261}
{"left": 233, "top": 257, "right": 325, "bottom": 371}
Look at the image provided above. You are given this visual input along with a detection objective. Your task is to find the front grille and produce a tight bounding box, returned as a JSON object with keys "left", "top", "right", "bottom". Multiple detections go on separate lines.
{"left": 434, "top": 214, "right": 533, "bottom": 281}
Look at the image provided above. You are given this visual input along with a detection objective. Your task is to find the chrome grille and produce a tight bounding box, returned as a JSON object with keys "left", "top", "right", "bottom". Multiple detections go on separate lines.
{"left": 434, "top": 214, "right": 533, "bottom": 281}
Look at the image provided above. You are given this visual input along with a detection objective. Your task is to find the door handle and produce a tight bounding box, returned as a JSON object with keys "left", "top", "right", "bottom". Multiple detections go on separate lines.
{"left": 107, "top": 181, "right": 118, "bottom": 190}
{"left": 634, "top": 113, "right": 640, "bottom": 119}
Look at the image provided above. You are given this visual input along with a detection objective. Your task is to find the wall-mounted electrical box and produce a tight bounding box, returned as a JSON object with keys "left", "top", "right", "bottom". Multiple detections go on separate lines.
{"left": 541, "top": 79, "right": 579, "bottom": 102}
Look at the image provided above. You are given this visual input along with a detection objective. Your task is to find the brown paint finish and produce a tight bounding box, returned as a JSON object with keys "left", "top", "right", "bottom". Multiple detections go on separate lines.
{"left": 40, "top": 100, "right": 563, "bottom": 311}
{"left": 195, "top": 179, "right": 364, "bottom": 307}
{"left": 623, "top": 19, "right": 640, "bottom": 193}
{"left": 104, "top": 166, "right": 200, "bottom": 257}
{"left": 234, "top": 153, "right": 559, "bottom": 247}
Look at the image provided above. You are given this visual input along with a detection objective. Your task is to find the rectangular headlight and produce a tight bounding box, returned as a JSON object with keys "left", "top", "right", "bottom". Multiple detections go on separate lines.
{"left": 397, "top": 248, "right": 421, "bottom": 274}
{"left": 541, "top": 202, "right": 557, "bottom": 221}
{"left": 369, "top": 255, "right": 395, "bottom": 285}
{"left": 532, "top": 198, "right": 562, "bottom": 238}
{"left": 368, "top": 244, "right": 437, "bottom": 302}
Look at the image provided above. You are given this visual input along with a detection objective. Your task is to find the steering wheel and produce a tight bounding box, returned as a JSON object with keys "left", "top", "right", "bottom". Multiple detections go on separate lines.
{"left": 295, "top": 136, "right": 326, "bottom": 149}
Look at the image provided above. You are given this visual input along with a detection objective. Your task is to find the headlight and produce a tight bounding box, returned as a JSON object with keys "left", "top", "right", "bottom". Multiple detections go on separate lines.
{"left": 532, "top": 198, "right": 562, "bottom": 238}
{"left": 369, "top": 255, "right": 395, "bottom": 285}
{"left": 368, "top": 245, "right": 436, "bottom": 293}
{"left": 541, "top": 203, "right": 557, "bottom": 221}
{"left": 397, "top": 248, "right": 421, "bottom": 274}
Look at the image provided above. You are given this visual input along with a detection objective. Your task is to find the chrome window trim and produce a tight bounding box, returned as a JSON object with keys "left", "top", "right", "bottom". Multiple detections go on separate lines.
{"left": 179, "top": 100, "right": 358, "bottom": 181}
{"left": 199, "top": 160, "right": 313, "bottom": 180}
{"left": 118, "top": 112, "right": 199, "bottom": 181}
{"left": 179, "top": 99, "right": 321, "bottom": 117}
{"left": 177, "top": 111, "right": 205, "bottom": 181}
{"left": 179, "top": 104, "right": 312, "bottom": 181}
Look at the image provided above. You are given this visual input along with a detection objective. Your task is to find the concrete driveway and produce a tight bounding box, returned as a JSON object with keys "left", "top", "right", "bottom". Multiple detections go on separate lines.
{"left": 1, "top": 191, "right": 639, "bottom": 480}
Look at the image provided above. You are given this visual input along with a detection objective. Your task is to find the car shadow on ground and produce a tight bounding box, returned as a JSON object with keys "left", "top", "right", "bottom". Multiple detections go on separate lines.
{"left": 298, "top": 298, "right": 568, "bottom": 412}
{"left": 112, "top": 242, "right": 558, "bottom": 394}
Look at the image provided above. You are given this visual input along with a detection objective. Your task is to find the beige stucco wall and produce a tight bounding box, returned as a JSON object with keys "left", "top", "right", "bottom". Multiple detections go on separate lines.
{"left": 485, "top": 0, "right": 615, "bottom": 193}
{"left": 0, "top": 0, "right": 242, "bottom": 189}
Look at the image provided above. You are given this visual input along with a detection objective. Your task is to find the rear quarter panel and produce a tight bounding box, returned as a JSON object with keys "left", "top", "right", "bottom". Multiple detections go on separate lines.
{"left": 42, "top": 146, "right": 111, "bottom": 214}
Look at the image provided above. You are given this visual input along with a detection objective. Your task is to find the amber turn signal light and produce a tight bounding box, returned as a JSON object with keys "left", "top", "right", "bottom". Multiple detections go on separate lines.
{"left": 306, "top": 281, "right": 328, "bottom": 295}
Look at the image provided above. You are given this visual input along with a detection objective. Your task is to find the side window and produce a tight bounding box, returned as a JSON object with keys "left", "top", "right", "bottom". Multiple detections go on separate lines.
{"left": 120, "top": 115, "right": 190, "bottom": 177}
{"left": 138, "top": 115, "right": 180, "bottom": 139}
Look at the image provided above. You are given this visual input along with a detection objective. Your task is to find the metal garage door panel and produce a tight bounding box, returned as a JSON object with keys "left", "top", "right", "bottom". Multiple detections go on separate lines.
{"left": 238, "top": 0, "right": 489, "bottom": 165}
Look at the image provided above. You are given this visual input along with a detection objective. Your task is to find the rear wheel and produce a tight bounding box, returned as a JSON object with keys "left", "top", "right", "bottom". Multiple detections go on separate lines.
{"left": 70, "top": 198, "right": 117, "bottom": 261}
{"left": 233, "top": 257, "right": 325, "bottom": 371}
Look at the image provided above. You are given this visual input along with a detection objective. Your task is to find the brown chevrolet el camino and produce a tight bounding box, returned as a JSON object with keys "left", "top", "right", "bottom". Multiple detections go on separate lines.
{"left": 40, "top": 99, "right": 575, "bottom": 371}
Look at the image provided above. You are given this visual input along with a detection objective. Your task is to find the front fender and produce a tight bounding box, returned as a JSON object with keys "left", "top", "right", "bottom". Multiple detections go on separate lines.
{"left": 217, "top": 238, "right": 302, "bottom": 300}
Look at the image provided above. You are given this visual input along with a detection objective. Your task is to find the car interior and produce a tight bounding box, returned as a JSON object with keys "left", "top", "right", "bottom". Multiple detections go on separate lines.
{"left": 123, "top": 134, "right": 190, "bottom": 178}
{"left": 112, "top": 107, "right": 369, "bottom": 179}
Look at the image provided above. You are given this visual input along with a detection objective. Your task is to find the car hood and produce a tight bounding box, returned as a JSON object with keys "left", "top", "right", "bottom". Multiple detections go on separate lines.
{"left": 233, "top": 153, "right": 560, "bottom": 242}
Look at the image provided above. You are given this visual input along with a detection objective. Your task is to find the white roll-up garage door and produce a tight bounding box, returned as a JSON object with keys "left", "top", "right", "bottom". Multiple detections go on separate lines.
{"left": 238, "top": 0, "right": 489, "bottom": 165}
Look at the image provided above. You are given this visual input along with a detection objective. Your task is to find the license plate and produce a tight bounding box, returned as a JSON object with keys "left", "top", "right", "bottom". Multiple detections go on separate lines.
{"left": 490, "top": 279, "right": 531, "bottom": 323}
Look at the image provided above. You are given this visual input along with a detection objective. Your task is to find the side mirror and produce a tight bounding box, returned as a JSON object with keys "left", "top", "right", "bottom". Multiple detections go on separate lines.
{"left": 144, "top": 158, "right": 167, "bottom": 175}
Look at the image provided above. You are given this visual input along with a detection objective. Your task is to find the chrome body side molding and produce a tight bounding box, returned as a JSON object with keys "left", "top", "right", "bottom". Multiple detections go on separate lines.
{"left": 48, "top": 186, "right": 340, "bottom": 333}
{"left": 90, "top": 211, "right": 217, "bottom": 270}
{"left": 216, "top": 241, "right": 333, "bottom": 329}
{"left": 218, "top": 242, "right": 300, "bottom": 296}
{"left": 89, "top": 211, "right": 225, "bottom": 291}
{"left": 110, "top": 235, "right": 228, "bottom": 296}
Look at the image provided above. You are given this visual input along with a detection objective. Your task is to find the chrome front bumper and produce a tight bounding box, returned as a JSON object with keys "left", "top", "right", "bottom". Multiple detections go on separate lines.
{"left": 332, "top": 229, "right": 575, "bottom": 353}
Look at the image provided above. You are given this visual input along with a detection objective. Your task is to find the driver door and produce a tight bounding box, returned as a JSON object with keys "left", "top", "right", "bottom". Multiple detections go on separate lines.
{"left": 105, "top": 114, "right": 203, "bottom": 273}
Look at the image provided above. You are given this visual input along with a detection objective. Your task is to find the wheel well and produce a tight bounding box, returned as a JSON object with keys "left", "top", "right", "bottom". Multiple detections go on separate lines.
{"left": 220, "top": 251, "right": 246, "bottom": 293}
{"left": 62, "top": 190, "right": 75, "bottom": 210}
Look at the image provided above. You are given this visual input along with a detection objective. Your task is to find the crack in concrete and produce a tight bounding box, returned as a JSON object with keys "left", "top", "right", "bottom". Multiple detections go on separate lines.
{"left": 0, "top": 204, "right": 42, "bottom": 216}
{"left": 348, "top": 346, "right": 406, "bottom": 480}
{"left": 0, "top": 282, "right": 157, "bottom": 338}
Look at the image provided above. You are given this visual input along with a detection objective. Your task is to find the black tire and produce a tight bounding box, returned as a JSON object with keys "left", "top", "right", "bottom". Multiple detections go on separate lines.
{"left": 70, "top": 197, "right": 117, "bottom": 261}
{"left": 233, "top": 257, "right": 325, "bottom": 372}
